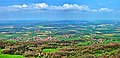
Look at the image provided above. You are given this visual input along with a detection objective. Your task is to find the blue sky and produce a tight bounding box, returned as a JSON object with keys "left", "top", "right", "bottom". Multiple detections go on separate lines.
{"left": 0, "top": 0, "right": 120, "bottom": 20}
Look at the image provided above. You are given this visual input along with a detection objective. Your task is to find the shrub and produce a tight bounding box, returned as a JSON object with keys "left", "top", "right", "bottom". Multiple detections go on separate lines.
{"left": 2, "top": 49, "right": 16, "bottom": 54}
{"left": 14, "top": 50, "right": 23, "bottom": 55}
{"left": 23, "top": 51, "right": 36, "bottom": 57}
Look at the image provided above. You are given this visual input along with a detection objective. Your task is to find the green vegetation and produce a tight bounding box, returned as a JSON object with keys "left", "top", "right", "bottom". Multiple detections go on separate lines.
{"left": 0, "top": 20, "right": 120, "bottom": 58}
{"left": 43, "top": 49, "right": 58, "bottom": 53}
{"left": 0, "top": 54, "right": 24, "bottom": 58}
{"left": 75, "top": 41, "right": 93, "bottom": 46}
{"left": 0, "top": 49, "right": 23, "bottom": 58}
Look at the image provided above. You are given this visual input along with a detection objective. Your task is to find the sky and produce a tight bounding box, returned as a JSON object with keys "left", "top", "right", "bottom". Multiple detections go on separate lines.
{"left": 0, "top": 0, "right": 120, "bottom": 20}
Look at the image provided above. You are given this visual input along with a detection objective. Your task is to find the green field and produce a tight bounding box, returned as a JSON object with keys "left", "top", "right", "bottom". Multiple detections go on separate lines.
{"left": 0, "top": 54, "right": 24, "bottom": 58}
{"left": 0, "top": 49, "right": 24, "bottom": 58}
{"left": 43, "top": 48, "right": 59, "bottom": 53}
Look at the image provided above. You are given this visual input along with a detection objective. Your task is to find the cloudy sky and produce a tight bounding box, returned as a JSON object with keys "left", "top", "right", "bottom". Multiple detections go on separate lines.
{"left": 0, "top": 0, "right": 120, "bottom": 20}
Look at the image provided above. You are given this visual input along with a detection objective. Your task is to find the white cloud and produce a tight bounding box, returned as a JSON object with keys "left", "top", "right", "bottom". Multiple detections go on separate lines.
{"left": 0, "top": 3, "right": 113, "bottom": 12}
{"left": 98, "top": 8, "right": 112, "bottom": 12}
{"left": 31, "top": 3, "right": 48, "bottom": 9}
{"left": 10, "top": 4, "right": 28, "bottom": 8}
{"left": 91, "top": 8, "right": 112, "bottom": 12}
{"left": 7, "top": 3, "right": 48, "bottom": 10}
{"left": 48, "top": 4, "right": 91, "bottom": 12}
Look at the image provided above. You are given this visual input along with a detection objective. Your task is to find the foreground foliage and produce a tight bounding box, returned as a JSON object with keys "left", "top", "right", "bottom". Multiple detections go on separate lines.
{"left": 0, "top": 39, "right": 120, "bottom": 58}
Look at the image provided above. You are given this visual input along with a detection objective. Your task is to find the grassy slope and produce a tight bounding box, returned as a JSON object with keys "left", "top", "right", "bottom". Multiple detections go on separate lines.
{"left": 43, "top": 48, "right": 59, "bottom": 53}
{"left": 0, "top": 54, "right": 24, "bottom": 58}
{"left": 0, "top": 49, "right": 24, "bottom": 58}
